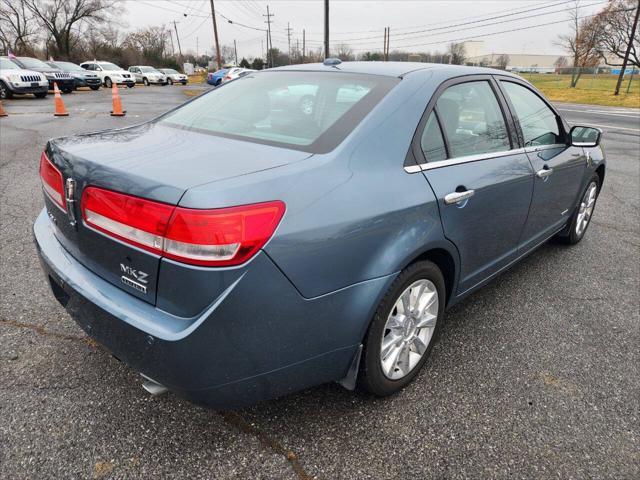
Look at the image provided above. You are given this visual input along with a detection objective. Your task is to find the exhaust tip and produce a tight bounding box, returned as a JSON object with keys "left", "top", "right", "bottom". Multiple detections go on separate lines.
{"left": 141, "top": 374, "right": 168, "bottom": 396}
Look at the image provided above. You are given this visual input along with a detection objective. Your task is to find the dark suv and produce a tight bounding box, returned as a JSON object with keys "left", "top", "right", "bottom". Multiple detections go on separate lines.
{"left": 47, "top": 61, "right": 101, "bottom": 90}
{"left": 12, "top": 56, "right": 75, "bottom": 93}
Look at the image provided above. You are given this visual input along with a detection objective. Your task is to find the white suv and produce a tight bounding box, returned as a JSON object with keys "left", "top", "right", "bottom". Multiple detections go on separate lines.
{"left": 0, "top": 56, "right": 49, "bottom": 99}
{"left": 79, "top": 61, "right": 135, "bottom": 88}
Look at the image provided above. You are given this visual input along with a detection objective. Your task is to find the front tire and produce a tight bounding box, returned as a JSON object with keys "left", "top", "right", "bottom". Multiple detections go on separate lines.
{"left": 34, "top": 92, "right": 47, "bottom": 99}
{"left": 360, "top": 260, "right": 446, "bottom": 396}
{"left": 0, "top": 81, "right": 12, "bottom": 99}
{"left": 143, "top": 77, "right": 149, "bottom": 86}
{"left": 557, "top": 174, "right": 600, "bottom": 245}
{"left": 90, "top": 85, "right": 100, "bottom": 91}
{"left": 104, "top": 77, "right": 112, "bottom": 88}
{"left": 167, "top": 78, "right": 173, "bottom": 85}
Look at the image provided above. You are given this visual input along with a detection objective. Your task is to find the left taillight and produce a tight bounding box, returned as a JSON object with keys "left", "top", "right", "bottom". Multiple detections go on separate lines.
{"left": 39, "top": 151, "right": 65, "bottom": 210}
{"left": 81, "top": 186, "right": 285, "bottom": 267}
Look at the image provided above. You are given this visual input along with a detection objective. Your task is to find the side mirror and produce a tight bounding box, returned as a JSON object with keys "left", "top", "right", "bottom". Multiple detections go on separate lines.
{"left": 570, "top": 125, "right": 602, "bottom": 147}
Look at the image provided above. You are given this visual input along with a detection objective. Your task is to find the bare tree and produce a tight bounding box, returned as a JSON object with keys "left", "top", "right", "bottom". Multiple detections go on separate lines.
{"left": 123, "top": 25, "right": 170, "bottom": 63}
{"left": 496, "top": 54, "right": 510, "bottom": 70}
{"left": 554, "top": 56, "right": 569, "bottom": 70}
{"left": 0, "top": 0, "right": 38, "bottom": 54}
{"left": 555, "top": 1, "right": 601, "bottom": 87}
{"left": 447, "top": 42, "right": 466, "bottom": 65}
{"left": 593, "top": 0, "right": 639, "bottom": 67}
{"left": 335, "top": 43, "right": 354, "bottom": 61}
{"left": 24, "top": 0, "right": 117, "bottom": 59}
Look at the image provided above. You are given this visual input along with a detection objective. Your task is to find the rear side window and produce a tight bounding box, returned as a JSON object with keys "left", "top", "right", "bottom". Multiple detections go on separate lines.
{"left": 436, "top": 81, "right": 510, "bottom": 158}
{"left": 420, "top": 112, "right": 447, "bottom": 162}
{"left": 501, "top": 82, "right": 562, "bottom": 147}
{"left": 160, "top": 71, "right": 398, "bottom": 153}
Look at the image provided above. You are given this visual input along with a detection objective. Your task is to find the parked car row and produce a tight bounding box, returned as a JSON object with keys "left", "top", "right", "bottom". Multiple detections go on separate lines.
{"left": 0, "top": 56, "right": 189, "bottom": 99}
{"left": 206, "top": 67, "right": 256, "bottom": 86}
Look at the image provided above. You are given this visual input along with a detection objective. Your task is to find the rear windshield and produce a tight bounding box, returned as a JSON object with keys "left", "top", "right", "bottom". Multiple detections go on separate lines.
{"left": 160, "top": 71, "right": 398, "bottom": 153}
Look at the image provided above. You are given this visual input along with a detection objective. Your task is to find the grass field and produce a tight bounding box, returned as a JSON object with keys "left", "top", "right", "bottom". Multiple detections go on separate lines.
{"left": 521, "top": 73, "right": 640, "bottom": 108}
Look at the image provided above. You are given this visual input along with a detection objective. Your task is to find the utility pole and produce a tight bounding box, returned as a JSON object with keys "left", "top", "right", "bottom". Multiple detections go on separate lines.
{"left": 234, "top": 39, "right": 238, "bottom": 65}
{"left": 196, "top": 36, "right": 198, "bottom": 64}
{"left": 173, "top": 21, "right": 183, "bottom": 61}
{"left": 209, "top": 0, "right": 222, "bottom": 70}
{"left": 168, "top": 28, "right": 175, "bottom": 56}
{"left": 324, "top": 0, "right": 329, "bottom": 58}
{"left": 264, "top": 5, "right": 274, "bottom": 67}
{"left": 383, "top": 27, "right": 387, "bottom": 61}
{"left": 286, "top": 22, "right": 292, "bottom": 64}
{"left": 302, "top": 28, "right": 306, "bottom": 63}
{"left": 386, "top": 26, "right": 390, "bottom": 61}
{"left": 614, "top": 0, "right": 640, "bottom": 96}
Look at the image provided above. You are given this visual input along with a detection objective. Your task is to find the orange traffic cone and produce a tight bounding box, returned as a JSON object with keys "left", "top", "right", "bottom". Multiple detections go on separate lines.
{"left": 110, "top": 83, "right": 126, "bottom": 116}
{"left": 0, "top": 100, "right": 7, "bottom": 117}
{"left": 53, "top": 83, "right": 68, "bottom": 117}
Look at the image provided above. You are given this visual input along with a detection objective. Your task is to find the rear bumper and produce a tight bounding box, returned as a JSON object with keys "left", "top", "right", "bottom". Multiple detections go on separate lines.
{"left": 34, "top": 209, "right": 385, "bottom": 408}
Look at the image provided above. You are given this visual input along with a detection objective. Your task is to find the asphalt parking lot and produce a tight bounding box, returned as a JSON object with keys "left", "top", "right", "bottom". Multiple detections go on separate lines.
{"left": 0, "top": 85, "right": 638, "bottom": 479}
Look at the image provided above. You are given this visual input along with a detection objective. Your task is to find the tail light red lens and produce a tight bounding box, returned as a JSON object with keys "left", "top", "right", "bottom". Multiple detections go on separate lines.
{"left": 39, "top": 152, "right": 65, "bottom": 210}
{"left": 82, "top": 186, "right": 285, "bottom": 267}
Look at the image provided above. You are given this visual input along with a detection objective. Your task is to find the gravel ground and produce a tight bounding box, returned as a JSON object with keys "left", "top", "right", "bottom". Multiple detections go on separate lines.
{"left": 0, "top": 85, "right": 638, "bottom": 479}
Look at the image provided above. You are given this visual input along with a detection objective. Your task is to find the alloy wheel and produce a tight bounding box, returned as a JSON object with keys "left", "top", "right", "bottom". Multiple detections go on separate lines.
{"left": 380, "top": 279, "right": 439, "bottom": 380}
{"left": 575, "top": 181, "right": 597, "bottom": 237}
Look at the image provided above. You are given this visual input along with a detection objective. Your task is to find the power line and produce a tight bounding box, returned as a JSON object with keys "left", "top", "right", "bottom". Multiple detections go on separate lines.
{"left": 339, "top": 0, "right": 608, "bottom": 45}
{"left": 349, "top": 9, "right": 631, "bottom": 52}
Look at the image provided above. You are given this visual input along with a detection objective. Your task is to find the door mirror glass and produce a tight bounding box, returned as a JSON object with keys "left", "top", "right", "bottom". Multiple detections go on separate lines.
{"left": 570, "top": 126, "right": 602, "bottom": 147}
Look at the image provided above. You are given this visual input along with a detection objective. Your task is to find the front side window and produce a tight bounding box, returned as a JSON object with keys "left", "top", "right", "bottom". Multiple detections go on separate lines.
{"left": 420, "top": 112, "right": 447, "bottom": 162}
{"left": 501, "top": 81, "right": 562, "bottom": 147}
{"left": 436, "top": 81, "right": 510, "bottom": 158}
{"left": 160, "top": 71, "right": 398, "bottom": 152}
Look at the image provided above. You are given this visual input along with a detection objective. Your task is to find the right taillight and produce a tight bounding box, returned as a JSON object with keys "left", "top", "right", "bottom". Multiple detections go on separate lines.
{"left": 81, "top": 186, "right": 285, "bottom": 267}
{"left": 39, "top": 151, "right": 66, "bottom": 210}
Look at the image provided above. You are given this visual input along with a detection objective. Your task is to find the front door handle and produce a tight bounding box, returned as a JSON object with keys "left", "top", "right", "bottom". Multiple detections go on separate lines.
{"left": 444, "top": 189, "right": 475, "bottom": 205}
{"left": 536, "top": 167, "right": 554, "bottom": 178}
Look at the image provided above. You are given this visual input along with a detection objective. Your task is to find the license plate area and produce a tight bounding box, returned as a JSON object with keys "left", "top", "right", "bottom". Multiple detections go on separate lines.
{"left": 31, "top": 82, "right": 38, "bottom": 87}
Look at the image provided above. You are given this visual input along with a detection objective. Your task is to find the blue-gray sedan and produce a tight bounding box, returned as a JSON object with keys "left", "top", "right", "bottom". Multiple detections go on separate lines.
{"left": 35, "top": 61, "right": 605, "bottom": 408}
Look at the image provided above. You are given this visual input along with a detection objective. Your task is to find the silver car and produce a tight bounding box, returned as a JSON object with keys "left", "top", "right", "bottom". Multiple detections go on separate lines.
{"left": 128, "top": 66, "right": 167, "bottom": 86}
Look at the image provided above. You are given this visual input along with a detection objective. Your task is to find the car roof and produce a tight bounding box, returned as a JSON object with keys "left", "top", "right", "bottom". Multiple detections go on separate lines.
{"left": 271, "top": 61, "right": 521, "bottom": 79}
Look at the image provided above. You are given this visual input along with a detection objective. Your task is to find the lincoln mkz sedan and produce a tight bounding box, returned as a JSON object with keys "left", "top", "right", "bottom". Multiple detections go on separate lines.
{"left": 35, "top": 61, "right": 605, "bottom": 408}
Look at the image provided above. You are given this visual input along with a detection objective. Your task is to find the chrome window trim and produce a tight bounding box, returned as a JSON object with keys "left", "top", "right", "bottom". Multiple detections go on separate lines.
{"left": 524, "top": 143, "right": 567, "bottom": 153}
{"left": 404, "top": 147, "right": 527, "bottom": 173}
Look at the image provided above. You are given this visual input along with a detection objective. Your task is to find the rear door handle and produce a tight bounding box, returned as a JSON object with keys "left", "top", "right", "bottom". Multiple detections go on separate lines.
{"left": 444, "top": 189, "right": 475, "bottom": 205}
{"left": 536, "top": 167, "right": 554, "bottom": 178}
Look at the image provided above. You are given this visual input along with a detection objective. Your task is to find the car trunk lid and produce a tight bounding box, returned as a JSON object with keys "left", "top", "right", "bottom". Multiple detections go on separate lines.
{"left": 43, "top": 122, "right": 310, "bottom": 306}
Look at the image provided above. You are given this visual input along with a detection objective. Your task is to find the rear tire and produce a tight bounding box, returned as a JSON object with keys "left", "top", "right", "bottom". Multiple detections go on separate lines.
{"left": 556, "top": 173, "right": 600, "bottom": 245}
{"left": 359, "top": 260, "right": 446, "bottom": 397}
